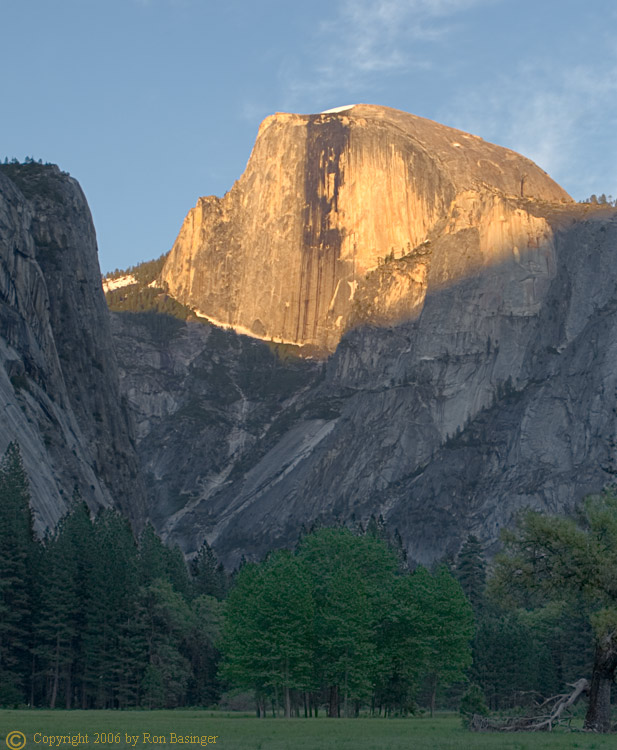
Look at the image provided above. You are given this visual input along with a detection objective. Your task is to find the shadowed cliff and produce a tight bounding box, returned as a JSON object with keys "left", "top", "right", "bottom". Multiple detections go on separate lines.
{"left": 0, "top": 163, "right": 146, "bottom": 532}
{"left": 117, "top": 204, "right": 617, "bottom": 567}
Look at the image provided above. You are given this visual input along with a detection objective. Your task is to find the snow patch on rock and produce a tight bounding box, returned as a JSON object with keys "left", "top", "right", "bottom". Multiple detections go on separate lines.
{"left": 321, "top": 105, "right": 356, "bottom": 114}
{"left": 102, "top": 274, "right": 137, "bottom": 293}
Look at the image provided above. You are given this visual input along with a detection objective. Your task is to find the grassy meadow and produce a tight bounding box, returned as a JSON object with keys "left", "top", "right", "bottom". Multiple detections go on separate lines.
{"left": 1, "top": 711, "right": 615, "bottom": 750}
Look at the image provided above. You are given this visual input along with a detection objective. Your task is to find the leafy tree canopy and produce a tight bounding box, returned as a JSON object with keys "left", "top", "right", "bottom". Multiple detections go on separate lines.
{"left": 490, "top": 491, "right": 617, "bottom": 732}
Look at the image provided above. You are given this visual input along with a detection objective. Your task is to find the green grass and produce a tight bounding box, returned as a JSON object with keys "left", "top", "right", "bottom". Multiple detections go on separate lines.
{"left": 0, "top": 712, "right": 614, "bottom": 750}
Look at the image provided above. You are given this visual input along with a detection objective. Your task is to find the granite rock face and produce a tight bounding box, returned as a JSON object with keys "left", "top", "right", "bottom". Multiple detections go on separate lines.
{"left": 111, "top": 107, "right": 617, "bottom": 568}
{"left": 4, "top": 107, "right": 616, "bottom": 573}
{"left": 110, "top": 314, "right": 320, "bottom": 538}
{"left": 121, "top": 205, "right": 617, "bottom": 568}
{"left": 0, "top": 164, "right": 146, "bottom": 532}
{"left": 160, "top": 105, "right": 570, "bottom": 353}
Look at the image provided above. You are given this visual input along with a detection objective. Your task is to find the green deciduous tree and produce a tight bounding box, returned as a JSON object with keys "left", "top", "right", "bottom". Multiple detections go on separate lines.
{"left": 413, "top": 565, "right": 474, "bottom": 716}
{"left": 220, "top": 550, "right": 314, "bottom": 717}
{"left": 298, "top": 528, "right": 398, "bottom": 717}
{"left": 376, "top": 571, "right": 428, "bottom": 715}
{"left": 491, "top": 491, "right": 617, "bottom": 732}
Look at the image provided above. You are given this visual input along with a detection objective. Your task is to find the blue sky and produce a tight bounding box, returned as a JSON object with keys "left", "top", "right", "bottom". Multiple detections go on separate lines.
{"left": 2, "top": 0, "right": 617, "bottom": 273}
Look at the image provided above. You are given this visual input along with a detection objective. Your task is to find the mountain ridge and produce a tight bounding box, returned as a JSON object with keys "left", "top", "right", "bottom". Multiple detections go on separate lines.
{"left": 2, "top": 107, "right": 617, "bottom": 570}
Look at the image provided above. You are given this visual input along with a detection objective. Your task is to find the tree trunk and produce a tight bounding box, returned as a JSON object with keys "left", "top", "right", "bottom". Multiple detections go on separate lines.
{"left": 584, "top": 641, "right": 617, "bottom": 733}
{"left": 328, "top": 685, "right": 339, "bottom": 717}
{"left": 284, "top": 686, "right": 291, "bottom": 718}
{"left": 50, "top": 633, "right": 60, "bottom": 709}
{"left": 65, "top": 663, "right": 72, "bottom": 709}
{"left": 30, "top": 652, "right": 36, "bottom": 707}
{"left": 429, "top": 674, "right": 437, "bottom": 718}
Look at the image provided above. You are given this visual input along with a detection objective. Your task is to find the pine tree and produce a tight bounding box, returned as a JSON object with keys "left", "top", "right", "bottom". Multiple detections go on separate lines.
{"left": 138, "top": 523, "right": 191, "bottom": 596}
{"left": 455, "top": 535, "right": 486, "bottom": 612}
{"left": 191, "top": 540, "right": 227, "bottom": 599}
{"left": 471, "top": 613, "right": 543, "bottom": 710}
{"left": 82, "top": 511, "right": 140, "bottom": 707}
{"left": 184, "top": 594, "right": 224, "bottom": 706}
{"left": 139, "top": 579, "right": 193, "bottom": 708}
{"left": 0, "top": 443, "right": 36, "bottom": 705}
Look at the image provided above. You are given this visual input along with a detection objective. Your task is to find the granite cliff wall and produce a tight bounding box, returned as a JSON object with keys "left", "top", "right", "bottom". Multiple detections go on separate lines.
{"left": 0, "top": 163, "right": 146, "bottom": 531}
{"left": 118, "top": 205, "right": 617, "bottom": 568}
{"left": 160, "top": 105, "right": 571, "bottom": 353}
{"left": 112, "top": 106, "right": 617, "bottom": 567}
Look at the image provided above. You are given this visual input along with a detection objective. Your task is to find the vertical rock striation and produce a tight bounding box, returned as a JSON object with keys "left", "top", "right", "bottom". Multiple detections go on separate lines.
{"left": 0, "top": 164, "right": 146, "bottom": 532}
{"left": 110, "top": 106, "right": 617, "bottom": 568}
{"left": 161, "top": 105, "right": 571, "bottom": 353}
{"left": 131, "top": 205, "right": 617, "bottom": 569}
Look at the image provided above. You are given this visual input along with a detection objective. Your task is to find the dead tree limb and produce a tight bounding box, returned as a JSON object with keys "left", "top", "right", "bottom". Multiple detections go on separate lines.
{"left": 470, "top": 678, "right": 590, "bottom": 732}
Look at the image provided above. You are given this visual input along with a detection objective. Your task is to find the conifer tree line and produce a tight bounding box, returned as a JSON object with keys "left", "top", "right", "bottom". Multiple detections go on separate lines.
{"left": 0, "top": 443, "right": 225, "bottom": 709}
{"left": 0, "top": 441, "right": 605, "bottom": 719}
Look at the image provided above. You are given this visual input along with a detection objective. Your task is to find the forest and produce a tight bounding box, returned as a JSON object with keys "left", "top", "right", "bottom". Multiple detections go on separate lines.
{"left": 1, "top": 441, "right": 615, "bottom": 731}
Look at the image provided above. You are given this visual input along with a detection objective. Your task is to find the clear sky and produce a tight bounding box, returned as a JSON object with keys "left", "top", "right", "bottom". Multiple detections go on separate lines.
{"left": 2, "top": 0, "right": 616, "bottom": 273}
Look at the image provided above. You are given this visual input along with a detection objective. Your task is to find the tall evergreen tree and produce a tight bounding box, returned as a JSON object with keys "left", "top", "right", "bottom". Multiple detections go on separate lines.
{"left": 138, "top": 523, "right": 191, "bottom": 597}
{"left": 191, "top": 539, "right": 227, "bottom": 600}
{"left": 33, "top": 499, "right": 94, "bottom": 708}
{"left": 184, "top": 594, "right": 224, "bottom": 706}
{"left": 0, "top": 443, "right": 36, "bottom": 705}
{"left": 455, "top": 535, "right": 486, "bottom": 612}
{"left": 139, "top": 579, "right": 193, "bottom": 709}
{"left": 82, "top": 510, "right": 140, "bottom": 707}
{"left": 471, "top": 613, "right": 545, "bottom": 710}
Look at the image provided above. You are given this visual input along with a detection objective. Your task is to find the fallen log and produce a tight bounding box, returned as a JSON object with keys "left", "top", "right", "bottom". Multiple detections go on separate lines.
{"left": 469, "top": 678, "right": 590, "bottom": 732}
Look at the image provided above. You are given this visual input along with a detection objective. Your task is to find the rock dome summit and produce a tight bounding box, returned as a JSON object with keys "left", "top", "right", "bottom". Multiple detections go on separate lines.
{"left": 160, "top": 104, "right": 571, "bottom": 354}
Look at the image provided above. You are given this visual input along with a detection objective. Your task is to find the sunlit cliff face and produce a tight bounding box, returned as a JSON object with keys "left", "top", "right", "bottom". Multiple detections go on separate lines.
{"left": 160, "top": 104, "right": 572, "bottom": 355}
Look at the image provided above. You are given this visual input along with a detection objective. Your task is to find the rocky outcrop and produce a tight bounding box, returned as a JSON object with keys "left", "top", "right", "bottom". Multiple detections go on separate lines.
{"left": 160, "top": 105, "right": 570, "bottom": 353}
{"left": 118, "top": 203, "right": 617, "bottom": 568}
{"left": 0, "top": 163, "right": 146, "bottom": 532}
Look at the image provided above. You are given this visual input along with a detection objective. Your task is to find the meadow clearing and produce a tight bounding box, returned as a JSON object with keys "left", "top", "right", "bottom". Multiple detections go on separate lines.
{"left": 1, "top": 711, "right": 615, "bottom": 750}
